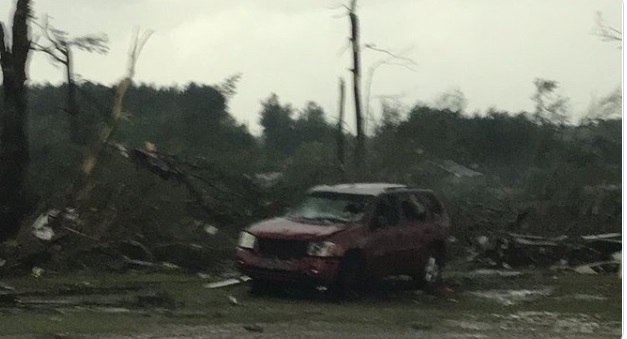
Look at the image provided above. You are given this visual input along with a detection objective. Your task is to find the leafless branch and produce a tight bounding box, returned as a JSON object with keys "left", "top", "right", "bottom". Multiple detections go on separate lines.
{"left": 337, "top": 39, "right": 351, "bottom": 56}
{"left": 364, "top": 44, "right": 417, "bottom": 66}
{"left": 31, "top": 15, "right": 109, "bottom": 61}
{"left": 328, "top": 3, "right": 351, "bottom": 11}
{"left": 363, "top": 45, "right": 417, "bottom": 132}
{"left": 0, "top": 22, "right": 7, "bottom": 62}
{"left": 30, "top": 41, "right": 66, "bottom": 64}
{"left": 594, "top": 12, "right": 621, "bottom": 44}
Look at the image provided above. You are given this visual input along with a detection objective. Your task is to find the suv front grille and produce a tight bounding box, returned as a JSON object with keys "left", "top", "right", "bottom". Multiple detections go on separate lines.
{"left": 257, "top": 238, "right": 308, "bottom": 259}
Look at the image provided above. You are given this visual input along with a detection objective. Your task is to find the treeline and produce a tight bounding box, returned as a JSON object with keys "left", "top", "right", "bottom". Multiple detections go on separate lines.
{"left": 8, "top": 81, "right": 622, "bottom": 238}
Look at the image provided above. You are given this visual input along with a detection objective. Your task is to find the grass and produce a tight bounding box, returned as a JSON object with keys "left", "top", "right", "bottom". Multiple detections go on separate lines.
{"left": 0, "top": 269, "right": 621, "bottom": 336}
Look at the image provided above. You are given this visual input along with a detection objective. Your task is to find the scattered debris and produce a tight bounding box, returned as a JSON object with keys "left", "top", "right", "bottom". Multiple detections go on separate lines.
{"left": 161, "top": 262, "right": 181, "bottom": 270}
{"left": 132, "top": 147, "right": 178, "bottom": 180}
{"left": 204, "top": 276, "right": 251, "bottom": 289}
{"left": 429, "top": 160, "right": 483, "bottom": 178}
{"left": 612, "top": 251, "right": 621, "bottom": 278}
{"left": 468, "top": 288, "right": 553, "bottom": 306}
{"left": 204, "top": 225, "right": 219, "bottom": 235}
{"left": 243, "top": 324, "right": 264, "bottom": 333}
{"left": 227, "top": 295, "right": 239, "bottom": 306}
{"left": 119, "top": 240, "right": 154, "bottom": 262}
{"left": 446, "top": 319, "right": 493, "bottom": 331}
{"left": 31, "top": 266, "right": 45, "bottom": 278}
{"left": 580, "top": 233, "right": 621, "bottom": 241}
{"left": 410, "top": 322, "right": 434, "bottom": 331}
{"left": 574, "top": 264, "right": 598, "bottom": 275}
{"left": 253, "top": 172, "right": 283, "bottom": 188}
{"left": 31, "top": 213, "right": 55, "bottom": 241}
{"left": 572, "top": 261, "right": 619, "bottom": 275}
{"left": 466, "top": 269, "right": 523, "bottom": 278}
{"left": 110, "top": 142, "right": 129, "bottom": 158}
{"left": 555, "top": 294, "right": 607, "bottom": 301}
{"left": 470, "top": 232, "right": 622, "bottom": 273}
{"left": 0, "top": 281, "right": 14, "bottom": 290}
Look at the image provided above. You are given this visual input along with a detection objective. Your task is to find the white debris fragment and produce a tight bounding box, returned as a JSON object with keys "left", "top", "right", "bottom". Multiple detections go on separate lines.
{"left": 204, "top": 276, "right": 251, "bottom": 289}
{"left": 31, "top": 267, "right": 45, "bottom": 278}
{"left": 581, "top": 233, "right": 621, "bottom": 241}
{"left": 113, "top": 143, "right": 129, "bottom": 158}
{"left": 468, "top": 269, "right": 522, "bottom": 277}
{"left": 227, "top": 295, "right": 239, "bottom": 306}
{"left": 611, "top": 251, "right": 621, "bottom": 278}
{"left": 555, "top": 294, "right": 607, "bottom": 301}
{"left": 204, "top": 225, "right": 218, "bottom": 235}
{"left": 468, "top": 288, "right": 553, "bottom": 306}
{"left": 161, "top": 262, "right": 181, "bottom": 270}
{"left": 31, "top": 213, "right": 55, "bottom": 241}
{"left": 573, "top": 265, "right": 597, "bottom": 275}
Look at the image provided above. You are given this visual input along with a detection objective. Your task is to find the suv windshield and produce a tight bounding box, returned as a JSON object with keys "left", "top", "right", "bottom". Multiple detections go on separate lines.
{"left": 287, "top": 192, "right": 372, "bottom": 224}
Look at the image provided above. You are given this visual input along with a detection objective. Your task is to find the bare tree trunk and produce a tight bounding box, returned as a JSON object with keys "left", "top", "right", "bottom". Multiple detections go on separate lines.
{"left": 336, "top": 77, "right": 346, "bottom": 169}
{"left": 64, "top": 48, "right": 82, "bottom": 145}
{"left": 0, "top": 0, "right": 31, "bottom": 240}
{"left": 349, "top": 1, "right": 365, "bottom": 167}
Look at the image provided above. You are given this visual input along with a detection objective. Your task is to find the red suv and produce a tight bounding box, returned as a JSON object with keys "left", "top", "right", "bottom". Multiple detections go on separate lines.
{"left": 235, "top": 183, "right": 450, "bottom": 292}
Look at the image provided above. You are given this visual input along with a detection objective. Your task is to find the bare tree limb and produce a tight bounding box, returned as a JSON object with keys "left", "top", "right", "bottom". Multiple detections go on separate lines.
{"left": 363, "top": 46, "right": 416, "bottom": 133}
{"left": 336, "top": 77, "right": 346, "bottom": 169}
{"left": 364, "top": 44, "right": 417, "bottom": 67}
{"left": 82, "top": 28, "right": 152, "bottom": 175}
{"left": 0, "top": 22, "right": 7, "bottom": 62}
{"left": 594, "top": 12, "right": 621, "bottom": 45}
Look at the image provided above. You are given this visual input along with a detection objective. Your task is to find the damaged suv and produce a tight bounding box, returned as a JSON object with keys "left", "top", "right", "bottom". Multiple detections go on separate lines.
{"left": 235, "top": 183, "right": 450, "bottom": 292}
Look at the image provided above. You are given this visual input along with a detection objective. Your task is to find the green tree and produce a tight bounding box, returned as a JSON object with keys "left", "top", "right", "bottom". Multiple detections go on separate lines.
{"left": 294, "top": 101, "right": 334, "bottom": 145}
{"left": 259, "top": 93, "right": 297, "bottom": 156}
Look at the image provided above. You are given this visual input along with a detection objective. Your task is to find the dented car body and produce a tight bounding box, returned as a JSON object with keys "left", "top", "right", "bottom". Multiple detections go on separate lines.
{"left": 236, "top": 183, "right": 450, "bottom": 289}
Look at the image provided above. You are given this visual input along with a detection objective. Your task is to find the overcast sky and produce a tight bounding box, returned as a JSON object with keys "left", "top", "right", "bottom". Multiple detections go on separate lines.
{"left": 0, "top": 0, "right": 622, "bottom": 133}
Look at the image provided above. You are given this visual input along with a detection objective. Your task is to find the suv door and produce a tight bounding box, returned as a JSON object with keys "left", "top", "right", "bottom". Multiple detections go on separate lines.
{"left": 363, "top": 193, "right": 402, "bottom": 277}
{"left": 398, "top": 192, "right": 437, "bottom": 274}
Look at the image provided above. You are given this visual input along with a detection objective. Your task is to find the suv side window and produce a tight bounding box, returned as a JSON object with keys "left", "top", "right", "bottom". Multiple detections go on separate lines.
{"left": 400, "top": 193, "right": 429, "bottom": 223}
{"left": 419, "top": 192, "right": 444, "bottom": 218}
{"left": 371, "top": 194, "right": 400, "bottom": 228}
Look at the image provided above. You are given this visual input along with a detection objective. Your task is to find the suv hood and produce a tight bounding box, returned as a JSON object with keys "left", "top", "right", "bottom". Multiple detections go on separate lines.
{"left": 247, "top": 217, "right": 346, "bottom": 240}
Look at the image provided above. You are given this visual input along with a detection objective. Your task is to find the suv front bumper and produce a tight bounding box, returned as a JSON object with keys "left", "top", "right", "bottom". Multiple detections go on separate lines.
{"left": 236, "top": 248, "right": 342, "bottom": 286}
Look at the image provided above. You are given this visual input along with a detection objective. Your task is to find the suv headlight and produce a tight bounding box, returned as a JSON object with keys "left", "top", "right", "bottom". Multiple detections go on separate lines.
{"left": 307, "top": 241, "right": 336, "bottom": 257}
{"left": 238, "top": 232, "right": 257, "bottom": 249}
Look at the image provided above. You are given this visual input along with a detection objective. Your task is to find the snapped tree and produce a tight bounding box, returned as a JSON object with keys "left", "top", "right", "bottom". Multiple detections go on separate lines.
{"left": 0, "top": 0, "right": 31, "bottom": 240}
{"left": 31, "top": 16, "right": 109, "bottom": 145}
{"left": 348, "top": 0, "right": 365, "bottom": 167}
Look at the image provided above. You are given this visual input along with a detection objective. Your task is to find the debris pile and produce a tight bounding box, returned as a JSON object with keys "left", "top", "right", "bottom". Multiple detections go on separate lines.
{"left": 0, "top": 141, "right": 279, "bottom": 275}
{"left": 468, "top": 232, "right": 621, "bottom": 274}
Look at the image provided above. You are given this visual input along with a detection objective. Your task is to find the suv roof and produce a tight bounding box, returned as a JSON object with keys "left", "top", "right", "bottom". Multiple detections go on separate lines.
{"left": 308, "top": 183, "right": 408, "bottom": 196}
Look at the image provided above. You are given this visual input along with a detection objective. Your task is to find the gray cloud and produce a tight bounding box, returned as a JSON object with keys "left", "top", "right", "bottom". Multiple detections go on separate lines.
{"left": 0, "top": 0, "right": 622, "bottom": 132}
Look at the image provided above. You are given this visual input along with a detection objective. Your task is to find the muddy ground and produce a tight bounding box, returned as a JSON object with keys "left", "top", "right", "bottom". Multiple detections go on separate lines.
{"left": 0, "top": 267, "right": 621, "bottom": 339}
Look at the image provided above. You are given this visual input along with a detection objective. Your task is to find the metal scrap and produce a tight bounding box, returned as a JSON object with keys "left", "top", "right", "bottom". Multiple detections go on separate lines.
{"left": 471, "top": 232, "right": 622, "bottom": 273}
{"left": 204, "top": 276, "right": 251, "bottom": 289}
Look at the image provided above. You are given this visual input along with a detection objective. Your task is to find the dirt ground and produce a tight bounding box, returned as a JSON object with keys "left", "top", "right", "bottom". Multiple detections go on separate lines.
{"left": 0, "top": 268, "right": 622, "bottom": 339}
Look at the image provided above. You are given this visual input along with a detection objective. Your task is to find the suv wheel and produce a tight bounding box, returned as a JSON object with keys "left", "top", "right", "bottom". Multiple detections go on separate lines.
{"left": 413, "top": 249, "right": 444, "bottom": 292}
{"left": 330, "top": 252, "right": 366, "bottom": 299}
